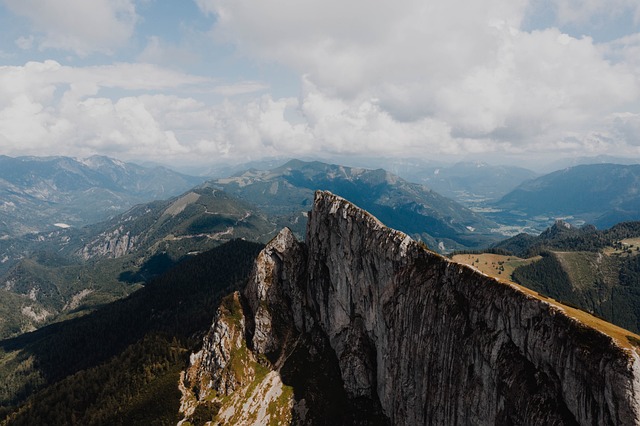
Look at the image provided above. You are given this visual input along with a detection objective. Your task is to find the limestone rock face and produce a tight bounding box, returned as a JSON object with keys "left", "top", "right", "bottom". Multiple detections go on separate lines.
{"left": 307, "top": 192, "right": 640, "bottom": 425}
{"left": 79, "top": 225, "right": 139, "bottom": 259}
{"left": 243, "top": 226, "right": 307, "bottom": 356}
{"left": 184, "top": 190, "right": 640, "bottom": 425}
{"left": 184, "top": 292, "right": 252, "bottom": 399}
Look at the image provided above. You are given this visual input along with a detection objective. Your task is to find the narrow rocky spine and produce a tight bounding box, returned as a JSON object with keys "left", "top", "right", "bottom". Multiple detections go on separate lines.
{"left": 183, "top": 190, "right": 640, "bottom": 425}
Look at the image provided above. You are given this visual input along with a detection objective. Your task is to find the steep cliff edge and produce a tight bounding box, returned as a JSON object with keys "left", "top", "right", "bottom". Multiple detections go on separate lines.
{"left": 181, "top": 190, "right": 640, "bottom": 425}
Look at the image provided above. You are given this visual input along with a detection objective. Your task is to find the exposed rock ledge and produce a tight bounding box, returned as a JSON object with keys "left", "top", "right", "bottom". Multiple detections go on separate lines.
{"left": 181, "top": 190, "right": 640, "bottom": 425}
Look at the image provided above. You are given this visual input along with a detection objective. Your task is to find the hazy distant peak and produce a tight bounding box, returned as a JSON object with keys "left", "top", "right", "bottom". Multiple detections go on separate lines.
{"left": 80, "top": 155, "right": 128, "bottom": 170}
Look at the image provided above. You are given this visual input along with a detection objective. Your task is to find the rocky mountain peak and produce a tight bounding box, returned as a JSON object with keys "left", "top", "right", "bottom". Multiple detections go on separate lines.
{"left": 181, "top": 190, "right": 640, "bottom": 425}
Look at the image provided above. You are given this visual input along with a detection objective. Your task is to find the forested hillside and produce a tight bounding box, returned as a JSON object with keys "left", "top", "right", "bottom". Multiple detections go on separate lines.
{"left": 483, "top": 221, "right": 640, "bottom": 334}
{"left": 492, "top": 220, "right": 640, "bottom": 257}
{"left": 0, "top": 239, "right": 263, "bottom": 425}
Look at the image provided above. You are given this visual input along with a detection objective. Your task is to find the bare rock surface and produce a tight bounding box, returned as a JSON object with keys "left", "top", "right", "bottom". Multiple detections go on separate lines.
{"left": 182, "top": 190, "right": 640, "bottom": 425}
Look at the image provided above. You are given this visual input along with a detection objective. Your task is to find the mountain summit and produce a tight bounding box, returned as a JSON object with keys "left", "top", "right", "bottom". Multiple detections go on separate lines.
{"left": 181, "top": 190, "right": 640, "bottom": 425}
{"left": 213, "top": 159, "right": 499, "bottom": 252}
{"left": 0, "top": 155, "right": 202, "bottom": 236}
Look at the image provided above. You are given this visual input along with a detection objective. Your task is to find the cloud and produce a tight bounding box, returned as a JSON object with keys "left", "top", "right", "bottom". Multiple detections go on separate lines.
{"left": 550, "top": 0, "right": 640, "bottom": 26}
{"left": 193, "top": 0, "right": 640, "bottom": 162}
{"left": 0, "top": 61, "right": 302, "bottom": 166}
{"left": 213, "top": 82, "right": 269, "bottom": 96}
{"left": 2, "top": 0, "right": 138, "bottom": 55}
{"left": 137, "top": 36, "right": 201, "bottom": 68}
{"left": 602, "top": 33, "right": 640, "bottom": 72}
{"left": 0, "top": 61, "right": 207, "bottom": 161}
{"left": 15, "top": 36, "right": 34, "bottom": 50}
{"left": 1, "top": 1, "right": 640, "bottom": 168}
{"left": 0, "top": 56, "right": 637, "bottom": 169}
{"left": 0, "top": 59, "right": 446, "bottom": 166}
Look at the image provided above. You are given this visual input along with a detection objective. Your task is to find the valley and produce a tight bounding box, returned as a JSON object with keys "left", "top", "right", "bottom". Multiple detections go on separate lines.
{"left": 4, "top": 1, "right": 640, "bottom": 424}
{"left": 0, "top": 156, "right": 204, "bottom": 237}
{"left": 1, "top": 155, "right": 640, "bottom": 424}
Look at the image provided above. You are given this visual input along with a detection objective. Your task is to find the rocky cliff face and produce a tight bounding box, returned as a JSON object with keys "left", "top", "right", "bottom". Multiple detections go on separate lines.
{"left": 181, "top": 190, "right": 640, "bottom": 425}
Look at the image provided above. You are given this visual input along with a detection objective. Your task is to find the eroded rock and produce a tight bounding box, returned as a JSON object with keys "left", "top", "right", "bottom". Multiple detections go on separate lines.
{"left": 181, "top": 190, "right": 640, "bottom": 425}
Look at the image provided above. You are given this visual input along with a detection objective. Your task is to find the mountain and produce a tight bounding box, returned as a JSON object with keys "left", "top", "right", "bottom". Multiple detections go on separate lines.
{"left": 405, "top": 161, "right": 537, "bottom": 204}
{"left": 4, "top": 191, "right": 638, "bottom": 424}
{"left": 76, "top": 186, "right": 276, "bottom": 261}
{"left": 486, "top": 220, "right": 640, "bottom": 333}
{"left": 0, "top": 187, "right": 276, "bottom": 339}
{"left": 213, "top": 159, "right": 501, "bottom": 252}
{"left": 197, "top": 157, "right": 293, "bottom": 178}
{"left": 0, "top": 155, "right": 204, "bottom": 236}
{"left": 315, "top": 157, "right": 536, "bottom": 205}
{"left": 0, "top": 185, "right": 277, "bottom": 273}
{"left": 181, "top": 191, "right": 640, "bottom": 424}
{"left": 542, "top": 154, "right": 640, "bottom": 173}
{"left": 493, "top": 163, "right": 640, "bottom": 230}
{"left": 0, "top": 239, "right": 264, "bottom": 424}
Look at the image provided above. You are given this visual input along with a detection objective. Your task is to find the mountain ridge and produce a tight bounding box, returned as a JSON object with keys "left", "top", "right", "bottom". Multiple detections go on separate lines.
{"left": 493, "top": 163, "right": 640, "bottom": 230}
{"left": 181, "top": 190, "right": 640, "bottom": 424}
{"left": 0, "top": 155, "right": 204, "bottom": 237}
{"left": 0, "top": 187, "right": 276, "bottom": 339}
{"left": 213, "top": 158, "right": 501, "bottom": 252}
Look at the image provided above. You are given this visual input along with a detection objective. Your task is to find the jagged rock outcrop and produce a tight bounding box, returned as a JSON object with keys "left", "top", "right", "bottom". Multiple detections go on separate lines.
{"left": 180, "top": 292, "right": 295, "bottom": 425}
{"left": 79, "top": 225, "right": 139, "bottom": 259}
{"left": 181, "top": 190, "right": 640, "bottom": 425}
{"left": 243, "top": 227, "right": 307, "bottom": 356}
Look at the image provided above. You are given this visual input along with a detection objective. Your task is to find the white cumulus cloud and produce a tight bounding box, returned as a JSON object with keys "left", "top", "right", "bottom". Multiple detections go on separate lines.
{"left": 2, "top": 0, "right": 640, "bottom": 167}
{"left": 3, "top": 0, "right": 138, "bottom": 55}
{"left": 0, "top": 61, "right": 207, "bottom": 161}
{"left": 194, "top": 0, "right": 640, "bottom": 162}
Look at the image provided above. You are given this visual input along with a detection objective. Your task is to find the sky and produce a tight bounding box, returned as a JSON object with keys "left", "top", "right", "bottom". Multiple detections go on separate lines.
{"left": 0, "top": 0, "right": 640, "bottom": 172}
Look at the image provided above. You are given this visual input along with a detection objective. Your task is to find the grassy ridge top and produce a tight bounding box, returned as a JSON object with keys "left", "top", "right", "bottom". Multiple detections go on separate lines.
{"left": 452, "top": 252, "right": 640, "bottom": 352}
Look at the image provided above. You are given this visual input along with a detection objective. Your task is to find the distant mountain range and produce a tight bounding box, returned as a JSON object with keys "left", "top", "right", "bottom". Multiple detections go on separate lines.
{"left": 281, "top": 158, "right": 538, "bottom": 205}
{"left": 493, "top": 163, "right": 640, "bottom": 229}
{"left": 2, "top": 157, "right": 640, "bottom": 423}
{"left": 4, "top": 157, "right": 640, "bottom": 340}
{"left": 416, "top": 161, "right": 537, "bottom": 204}
{"left": 213, "top": 159, "right": 501, "bottom": 251}
{"left": 0, "top": 155, "right": 204, "bottom": 236}
{"left": 541, "top": 154, "right": 640, "bottom": 173}
{"left": 0, "top": 186, "right": 276, "bottom": 338}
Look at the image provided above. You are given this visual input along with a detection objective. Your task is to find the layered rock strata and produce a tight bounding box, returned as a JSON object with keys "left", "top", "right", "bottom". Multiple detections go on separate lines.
{"left": 181, "top": 190, "right": 640, "bottom": 425}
